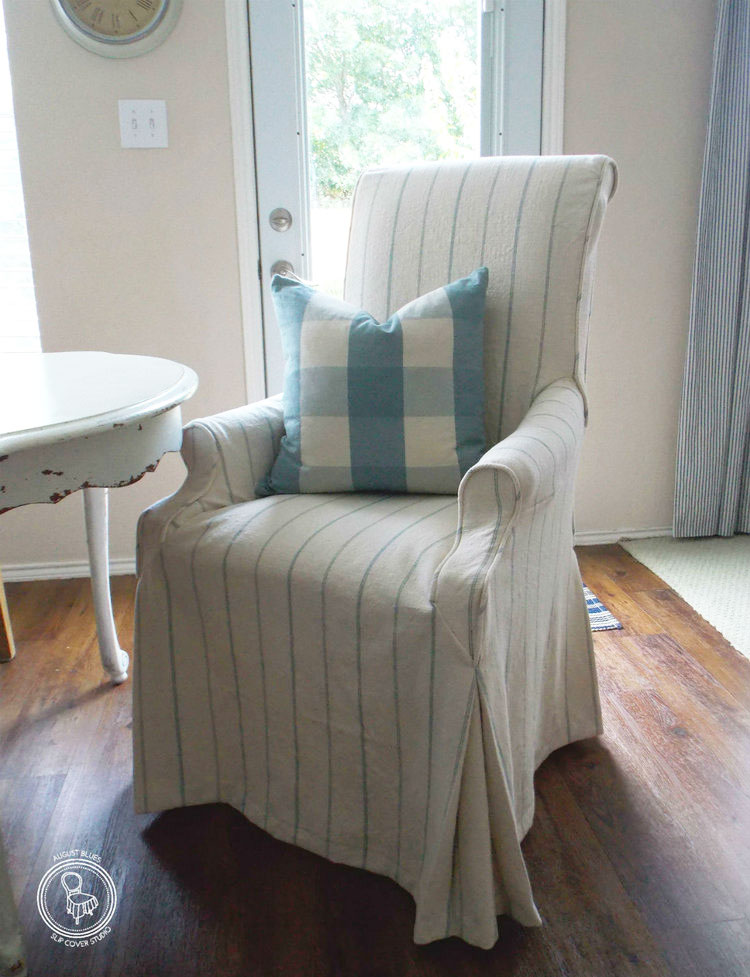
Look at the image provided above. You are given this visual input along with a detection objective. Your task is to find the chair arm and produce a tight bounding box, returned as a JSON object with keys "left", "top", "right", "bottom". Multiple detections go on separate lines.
{"left": 136, "top": 395, "right": 284, "bottom": 570}
{"left": 431, "top": 379, "right": 585, "bottom": 654}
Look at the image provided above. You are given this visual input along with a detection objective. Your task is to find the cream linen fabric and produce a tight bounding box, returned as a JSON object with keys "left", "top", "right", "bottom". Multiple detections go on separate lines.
{"left": 134, "top": 155, "right": 617, "bottom": 949}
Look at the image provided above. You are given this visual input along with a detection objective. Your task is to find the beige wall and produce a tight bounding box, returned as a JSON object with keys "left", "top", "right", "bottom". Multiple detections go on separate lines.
{"left": 0, "top": 0, "right": 719, "bottom": 574}
{"left": 0, "top": 0, "right": 248, "bottom": 573}
{"left": 568, "top": 0, "right": 717, "bottom": 538}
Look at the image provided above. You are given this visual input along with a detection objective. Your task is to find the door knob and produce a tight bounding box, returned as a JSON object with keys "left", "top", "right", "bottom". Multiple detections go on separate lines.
{"left": 270, "top": 260, "right": 295, "bottom": 278}
{"left": 269, "top": 208, "right": 293, "bottom": 232}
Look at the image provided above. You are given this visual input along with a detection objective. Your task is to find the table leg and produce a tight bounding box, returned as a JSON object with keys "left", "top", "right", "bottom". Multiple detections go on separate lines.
{"left": 0, "top": 569, "right": 15, "bottom": 663}
{"left": 83, "top": 487, "right": 129, "bottom": 684}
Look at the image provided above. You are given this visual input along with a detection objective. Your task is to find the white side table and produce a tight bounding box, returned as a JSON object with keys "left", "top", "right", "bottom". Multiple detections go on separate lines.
{"left": 0, "top": 351, "right": 198, "bottom": 684}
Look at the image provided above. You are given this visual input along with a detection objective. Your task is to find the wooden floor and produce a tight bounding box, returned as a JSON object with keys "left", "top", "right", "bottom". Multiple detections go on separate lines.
{"left": 1, "top": 545, "right": 749, "bottom": 976}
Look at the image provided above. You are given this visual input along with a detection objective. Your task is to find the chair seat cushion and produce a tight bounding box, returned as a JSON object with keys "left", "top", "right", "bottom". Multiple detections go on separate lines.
{"left": 184, "top": 492, "right": 458, "bottom": 623}
{"left": 257, "top": 268, "right": 488, "bottom": 496}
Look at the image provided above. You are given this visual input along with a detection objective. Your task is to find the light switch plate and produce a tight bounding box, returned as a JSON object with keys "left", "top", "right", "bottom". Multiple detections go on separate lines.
{"left": 118, "top": 100, "right": 168, "bottom": 149}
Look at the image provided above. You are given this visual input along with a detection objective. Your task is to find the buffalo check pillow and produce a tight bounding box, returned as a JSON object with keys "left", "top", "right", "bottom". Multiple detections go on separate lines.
{"left": 257, "top": 267, "right": 488, "bottom": 496}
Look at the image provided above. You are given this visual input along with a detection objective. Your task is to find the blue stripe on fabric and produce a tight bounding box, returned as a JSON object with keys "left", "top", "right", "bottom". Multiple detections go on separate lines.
{"left": 476, "top": 669, "right": 516, "bottom": 805}
{"left": 447, "top": 162, "right": 474, "bottom": 281}
{"left": 532, "top": 160, "right": 573, "bottom": 403}
{"left": 417, "top": 168, "right": 441, "bottom": 297}
{"left": 442, "top": 683, "right": 476, "bottom": 935}
{"left": 385, "top": 168, "right": 413, "bottom": 316}
{"left": 347, "top": 314, "right": 407, "bottom": 491}
{"left": 422, "top": 598, "right": 438, "bottom": 863}
{"left": 285, "top": 495, "right": 389, "bottom": 844}
{"left": 159, "top": 547, "right": 186, "bottom": 805}
{"left": 359, "top": 173, "right": 385, "bottom": 305}
{"left": 218, "top": 495, "right": 300, "bottom": 814}
{"left": 248, "top": 495, "right": 342, "bottom": 824}
{"left": 190, "top": 520, "right": 224, "bottom": 797}
{"left": 320, "top": 496, "right": 421, "bottom": 858}
{"left": 354, "top": 500, "right": 455, "bottom": 869}
{"left": 467, "top": 470, "right": 505, "bottom": 661}
{"left": 446, "top": 267, "right": 488, "bottom": 475}
{"left": 391, "top": 530, "right": 455, "bottom": 882}
{"left": 318, "top": 497, "right": 393, "bottom": 857}
{"left": 497, "top": 160, "right": 539, "bottom": 441}
{"left": 134, "top": 581, "right": 149, "bottom": 808}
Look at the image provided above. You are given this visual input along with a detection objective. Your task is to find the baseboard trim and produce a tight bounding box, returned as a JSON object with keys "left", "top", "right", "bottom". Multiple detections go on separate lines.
{"left": 2, "top": 558, "right": 137, "bottom": 583}
{"left": 4, "top": 528, "right": 675, "bottom": 579}
{"left": 574, "top": 527, "right": 673, "bottom": 546}
{"left": 3, "top": 526, "right": 675, "bottom": 580}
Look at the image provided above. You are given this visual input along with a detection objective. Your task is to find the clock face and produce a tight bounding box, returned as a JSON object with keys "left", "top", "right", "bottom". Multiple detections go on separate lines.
{"left": 51, "top": 0, "right": 182, "bottom": 56}
{"left": 59, "top": 0, "right": 167, "bottom": 40}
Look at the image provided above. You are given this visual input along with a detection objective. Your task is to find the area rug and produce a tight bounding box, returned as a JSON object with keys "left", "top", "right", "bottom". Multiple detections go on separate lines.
{"left": 621, "top": 535, "right": 750, "bottom": 660}
{"left": 584, "top": 586, "right": 622, "bottom": 631}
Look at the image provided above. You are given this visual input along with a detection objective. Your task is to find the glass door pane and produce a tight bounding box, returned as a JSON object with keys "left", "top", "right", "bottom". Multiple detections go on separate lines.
{"left": 248, "top": 0, "right": 541, "bottom": 394}
{"left": 303, "top": 0, "right": 481, "bottom": 296}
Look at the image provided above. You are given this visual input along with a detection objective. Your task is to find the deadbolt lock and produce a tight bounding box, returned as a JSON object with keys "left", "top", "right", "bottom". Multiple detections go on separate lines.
{"left": 269, "top": 208, "right": 293, "bottom": 232}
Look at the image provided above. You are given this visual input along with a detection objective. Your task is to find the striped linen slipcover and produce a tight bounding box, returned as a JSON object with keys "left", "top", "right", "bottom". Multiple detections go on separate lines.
{"left": 134, "top": 155, "right": 617, "bottom": 948}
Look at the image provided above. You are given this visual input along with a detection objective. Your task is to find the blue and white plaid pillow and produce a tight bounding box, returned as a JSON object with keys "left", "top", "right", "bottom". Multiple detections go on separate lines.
{"left": 257, "top": 268, "right": 488, "bottom": 495}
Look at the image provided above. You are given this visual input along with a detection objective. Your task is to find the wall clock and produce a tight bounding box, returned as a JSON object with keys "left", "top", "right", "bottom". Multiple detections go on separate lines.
{"left": 50, "top": 0, "right": 183, "bottom": 58}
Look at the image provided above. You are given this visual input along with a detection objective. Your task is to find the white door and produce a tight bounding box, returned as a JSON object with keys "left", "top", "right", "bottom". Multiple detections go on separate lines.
{"left": 248, "top": 0, "right": 544, "bottom": 395}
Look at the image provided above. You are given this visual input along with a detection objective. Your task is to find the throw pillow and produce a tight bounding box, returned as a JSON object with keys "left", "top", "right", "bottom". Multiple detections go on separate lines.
{"left": 257, "top": 267, "right": 488, "bottom": 495}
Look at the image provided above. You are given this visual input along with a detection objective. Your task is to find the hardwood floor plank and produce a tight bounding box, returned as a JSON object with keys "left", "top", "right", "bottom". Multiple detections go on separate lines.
{"left": 579, "top": 545, "right": 750, "bottom": 709}
{"left": 556, "top": 699, "right": 749, "bottom": 931}
{"left": 522, "top": 761, "right": 672, "bottom": 977}
{"left": 635, "top": 589, "right": 750, "bottom": 709}
{"left": 578, "top": 543, "right": 667, "bottom": 594}
{"left": 556, "top": 568, "right": 750, "bottom": 954}
{"left": 618, "top": 632, "right": 750, "bottom": 777}
{"left": 658, "top": 917, "right": 750, "bottom": 977}
{"left": 577, "top": 564, "right": 663, "bottom": 635}
{"left": 0, "top": 774, "right": 66, "bottom": 889}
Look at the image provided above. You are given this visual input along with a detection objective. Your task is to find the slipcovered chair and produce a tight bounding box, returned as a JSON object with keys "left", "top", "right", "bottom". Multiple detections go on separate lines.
{"left": 134, "top": 155, "right": 617, "bottom": 948}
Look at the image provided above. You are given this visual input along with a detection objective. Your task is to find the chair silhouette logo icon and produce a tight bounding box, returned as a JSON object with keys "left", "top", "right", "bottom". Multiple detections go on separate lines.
{"left": 36, "top": 854, "right": 117, "bottom": 944}
{"left": 61, "top": 871, "right": 99, "bottom": 925}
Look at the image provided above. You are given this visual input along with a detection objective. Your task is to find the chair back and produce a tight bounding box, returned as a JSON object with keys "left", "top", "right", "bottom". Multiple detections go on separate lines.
{"left": 343, "top": 155, "right": 617, "bottom": 444}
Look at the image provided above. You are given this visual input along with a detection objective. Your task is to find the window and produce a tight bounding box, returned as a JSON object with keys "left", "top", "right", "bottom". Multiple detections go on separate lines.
{"left": 248, "top": 0, "right": 543, "bottom": 393}
{"left": 304, "top": 0, "right": 481, "bottom": 296}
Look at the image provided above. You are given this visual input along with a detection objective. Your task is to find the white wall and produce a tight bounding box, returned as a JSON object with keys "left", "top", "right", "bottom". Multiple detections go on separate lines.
{"left": 0, "top": 0, "right": 248, "bottom": 574}
{"left": 568, "top": 0, "right": 718, "bottom": 539}
{"left": 0, "top": 0, "right": 719, "bottom": 575}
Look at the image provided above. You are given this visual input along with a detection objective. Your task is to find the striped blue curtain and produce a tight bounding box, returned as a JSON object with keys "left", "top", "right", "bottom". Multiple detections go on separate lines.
{"left": 674, "top": 0, "right": 750, "bottom": 537}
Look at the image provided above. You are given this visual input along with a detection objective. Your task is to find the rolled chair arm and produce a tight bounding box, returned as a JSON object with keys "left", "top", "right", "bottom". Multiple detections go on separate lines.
{"left": 136, "top": 395, "right": 284, "bottom": 570}
{"left": 432, "top": 378, "right": 586, "bottom": 653}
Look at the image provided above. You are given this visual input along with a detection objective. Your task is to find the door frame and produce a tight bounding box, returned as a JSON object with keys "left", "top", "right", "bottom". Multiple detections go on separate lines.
{"left": 225, "top": 0, "right": 265, "bottom": 403}
{"left": 225, "top": 0, "right": 567, "bottom": 404}
{"left": 541, "top": 0, "right": 567, "bottom": 156}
